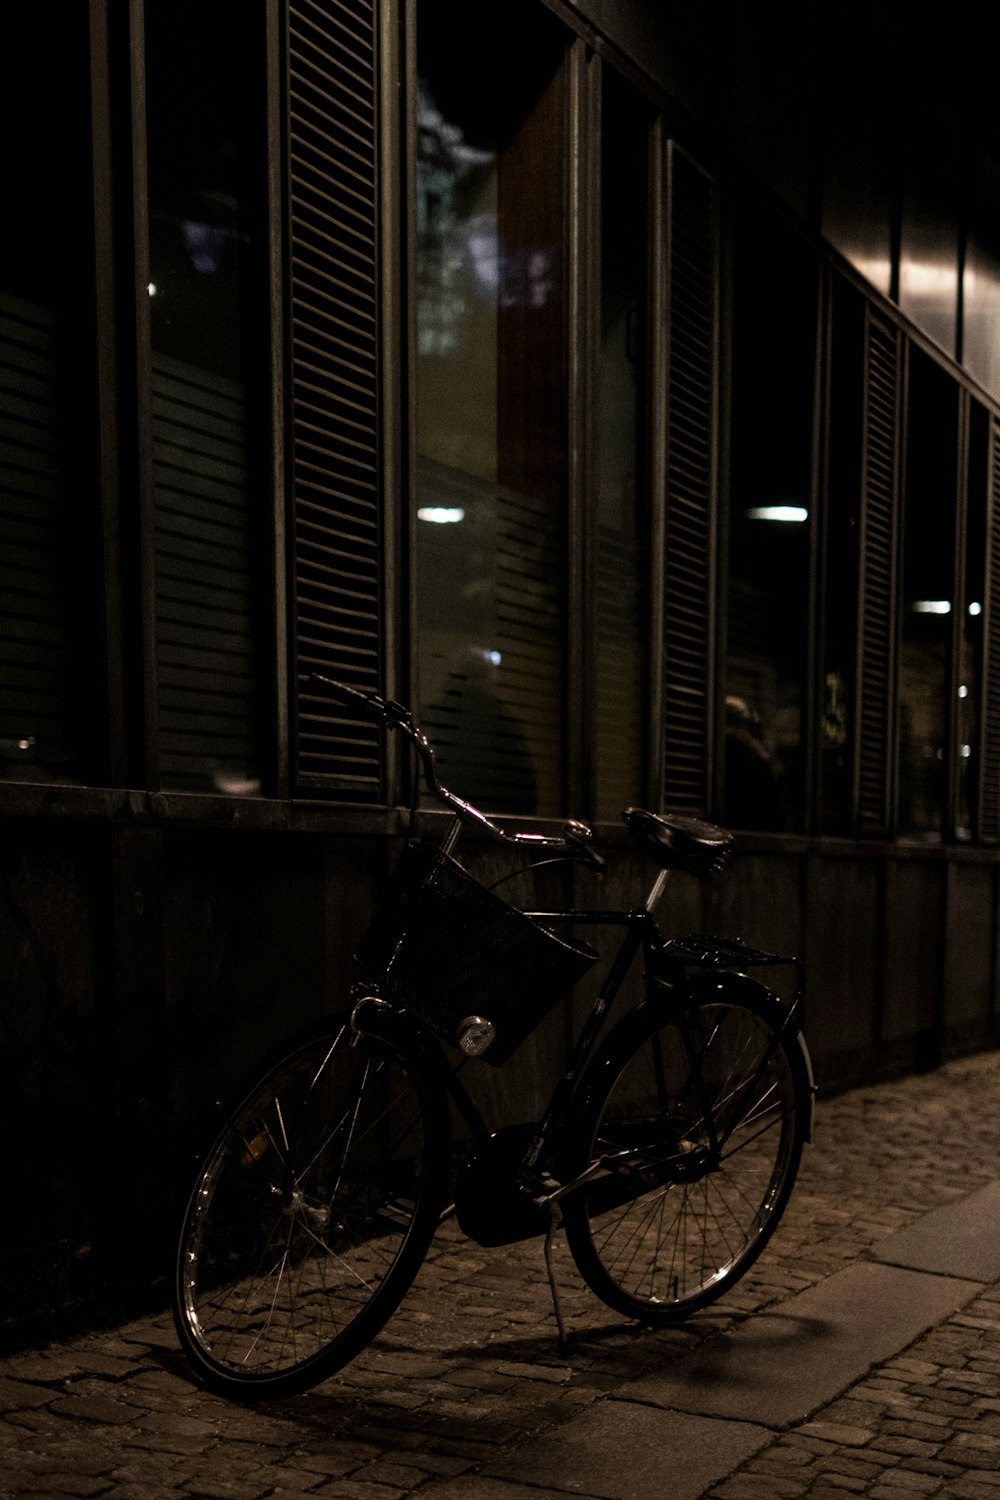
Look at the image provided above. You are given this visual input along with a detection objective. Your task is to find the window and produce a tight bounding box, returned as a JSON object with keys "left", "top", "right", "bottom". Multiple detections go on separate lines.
{"left": 724, "top": 213, "right": 818, "bottom": 830}
{"left": 957, "top": 400, "right": 988, "bottom": 841}
{"left": 414, "top": 0, "right": 568, "bottom": 815}
{"left": 0, "top": 10, "right": 100, "bottom": 785}
{"left": 143, "top": 0, "right": 270, "bottom": 794}
{"left": 897, "top": 348, "right": 958, "bottom": 840}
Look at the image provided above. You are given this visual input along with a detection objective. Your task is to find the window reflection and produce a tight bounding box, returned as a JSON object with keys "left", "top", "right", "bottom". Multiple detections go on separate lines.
{"left": 897, "top": 349, "right": 958, "bottom": 840}
{"left": 415, "top": 0, "right": 567, "bottom": 816}
{"left": 724, "top": 213, "right": 817, "bottom": 830}
{"left": 957, "top": 402, "right": 988, "bottom": 840}
{"left": 0, "top": 9, "right": 96, "bottom": 786}
{"left": 144, "top": 1, "right": 266, "bottom": 795}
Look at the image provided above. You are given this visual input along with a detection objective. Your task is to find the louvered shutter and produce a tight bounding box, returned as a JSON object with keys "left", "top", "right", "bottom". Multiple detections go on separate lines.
{"left": 855, "top": 312, "right": 901, "bottom": 833}
{"left": 979, "top": 418, "right": 1000, "bottom": 842}
{"left": 662, "top": 144, "right": 717, "bottom": 814}
{"left": 152, "top": 355, "right": 258, "bottom": 791}
{"left": 286, "top": 0, "right": 383, "bottom": 794}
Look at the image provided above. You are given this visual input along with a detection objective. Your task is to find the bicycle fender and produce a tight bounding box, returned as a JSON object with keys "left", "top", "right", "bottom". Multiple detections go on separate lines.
{"left": 574, "top": 971, "right": 815, "bottom": 1144}
{"left": 689, "top": 970, "right": 815, "bottom": 1141}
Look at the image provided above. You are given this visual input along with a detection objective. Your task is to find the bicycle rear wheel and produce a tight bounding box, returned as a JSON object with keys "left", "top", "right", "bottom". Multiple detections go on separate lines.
{"left": 174, "top": 1012, "right": 448, "bottom": 1400}
{"left": 562, "top": 974, "right": 810, "bottom": 1324}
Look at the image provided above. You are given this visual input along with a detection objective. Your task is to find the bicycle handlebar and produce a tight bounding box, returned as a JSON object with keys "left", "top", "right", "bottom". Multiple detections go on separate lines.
{"left": 310, "top": 674, "right": 606, "bottom": 870}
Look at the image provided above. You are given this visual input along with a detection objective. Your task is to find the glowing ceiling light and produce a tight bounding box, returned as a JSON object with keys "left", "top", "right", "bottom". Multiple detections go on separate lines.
{"left": 746, "top": 506, "right": 808, "bottom": 523}
{"left": 911, "top": 600, "right": 952, "bottom": 614}
{"left": 417, "top": 506, "right": 465, "bottom": 524}
{"left": 969, "top": 602, "right": 983, "bottom": 616}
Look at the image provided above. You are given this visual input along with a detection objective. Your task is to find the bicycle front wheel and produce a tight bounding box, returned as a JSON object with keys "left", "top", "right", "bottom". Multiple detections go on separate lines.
{"left": 174, "top": 1013, "right": 448, "bottom": 1400}
{"left": 562, "top": 975, "right": 810, "bottom": 1324}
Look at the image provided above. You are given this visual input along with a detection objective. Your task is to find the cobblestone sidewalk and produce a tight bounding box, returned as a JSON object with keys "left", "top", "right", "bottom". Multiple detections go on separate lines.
{"left": 2, "top": 1050, "right": 1000, "bottom": 1498}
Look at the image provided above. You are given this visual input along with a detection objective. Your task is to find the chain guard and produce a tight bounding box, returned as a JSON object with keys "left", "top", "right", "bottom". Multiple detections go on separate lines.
{"left": 454, "top": 1123, "right": 550, "bottom": 1247}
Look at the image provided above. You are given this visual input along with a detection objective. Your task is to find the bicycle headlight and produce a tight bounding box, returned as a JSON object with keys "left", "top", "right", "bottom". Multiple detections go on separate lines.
{"left": 456, "top": 1015, "right": 496, "bottom": 1057}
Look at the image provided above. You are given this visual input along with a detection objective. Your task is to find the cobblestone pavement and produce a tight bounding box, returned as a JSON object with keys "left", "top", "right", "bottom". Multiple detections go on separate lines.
{"left": 3, "top": 1050, "right": 1000, "bottom": 1498}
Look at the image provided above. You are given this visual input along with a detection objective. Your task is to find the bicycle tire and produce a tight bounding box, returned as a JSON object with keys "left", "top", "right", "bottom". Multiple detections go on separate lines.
{"left": 562, "top": 972, "right": 811, "bottom": 1324}
{"left": 173, "top": 1008, "right": 449, "bottom": 1400}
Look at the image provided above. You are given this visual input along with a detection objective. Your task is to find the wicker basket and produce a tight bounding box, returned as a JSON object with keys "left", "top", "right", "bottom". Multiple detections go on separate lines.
{"left": 356, "top": 842, "right": 597, "bottom": 1065}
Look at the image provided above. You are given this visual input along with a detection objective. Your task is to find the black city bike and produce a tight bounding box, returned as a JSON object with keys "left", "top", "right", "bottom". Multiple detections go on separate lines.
{"left": 173, "top": 676, "right": 815, "bottom": 1401}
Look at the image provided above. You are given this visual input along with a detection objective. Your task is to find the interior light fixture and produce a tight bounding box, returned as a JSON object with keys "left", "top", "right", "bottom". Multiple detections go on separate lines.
{"left": 746, "top": 506, "right": 808, "bottom": 523}
{"left": 911, "top": 600, "right": 952, "bottom": 614}
{"left": 417, "top": 506, "right": 465, "bottom": 524}
{"left": 969, "top": 601, "right": 983, "bottom": 616}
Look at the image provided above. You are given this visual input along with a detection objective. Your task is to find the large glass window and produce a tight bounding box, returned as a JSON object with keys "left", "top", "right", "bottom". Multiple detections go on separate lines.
{"left": 897, "top": 349, "right": 958, "bottom": 840}
{"left": 0, "top": 11, "right": 99, "bottom": 785}
{"left": 144, "top": 1, "right": 269, "bottom": 794}
{"left": 724, "top": 215, "right": 818, "bottom": 830}
{"left": 414, "top": 0, "right": 568, "bottom": 816}
{"left": 957, "top": 400, "right": 988, "bottom": 842}
{"left": 593, "top": 69, "right": 649, "bottom": 819}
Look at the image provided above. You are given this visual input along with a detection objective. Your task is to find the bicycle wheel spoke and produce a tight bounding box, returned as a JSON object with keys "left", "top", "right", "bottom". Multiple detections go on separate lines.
{"left": 565, "top": 987, "right": 807, "bottom": 1322}
{"left": 174, "top": 1021, "right": 446, "bottom": 1398}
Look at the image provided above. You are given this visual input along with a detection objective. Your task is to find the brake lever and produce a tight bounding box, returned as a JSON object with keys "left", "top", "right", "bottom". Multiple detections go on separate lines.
{"left": 562, "top": 820, "right": 607, "bottom": 873}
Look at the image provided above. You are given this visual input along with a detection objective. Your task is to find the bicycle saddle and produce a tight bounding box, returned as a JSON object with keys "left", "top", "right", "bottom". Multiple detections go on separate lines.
{"left": 623, "top": 807, "right": 733, "bottom": 878}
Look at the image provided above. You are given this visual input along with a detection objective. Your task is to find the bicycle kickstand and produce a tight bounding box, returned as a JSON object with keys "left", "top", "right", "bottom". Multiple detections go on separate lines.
{"left": 543, "top": 1201, "right": 569, "bottom": 1354}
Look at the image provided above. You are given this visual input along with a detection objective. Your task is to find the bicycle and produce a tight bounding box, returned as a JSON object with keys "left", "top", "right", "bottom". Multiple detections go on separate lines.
{"left": 173, "top": 675, "right": 815, "bottom": 1401}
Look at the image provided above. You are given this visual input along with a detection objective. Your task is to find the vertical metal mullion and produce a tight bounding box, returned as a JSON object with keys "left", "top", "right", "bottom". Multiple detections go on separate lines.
{"left": 645, "top": 115, "right": 668, "bottom": 814}
{"left": 701, "top": 148, "right": 722, "bottom": 820}
{"left": 565, "top": 39, "right": 597, "bottom": 819}
{"left": 401, "top": 0, "right": 420, "bottom": 811}
{"left": 379, "top": 0, "right": 404, "bottom": 806}
{"left": 89, "top": 0, "right": 127, "bottom": 788}
{"left": 266, "top": 0, "right": 290, "bottom": 801}
{"left": 711, "top": 176, "right": 734, "bottom": 821}
{"left": 127, "top": 0, "right": 159, "bottom": 792}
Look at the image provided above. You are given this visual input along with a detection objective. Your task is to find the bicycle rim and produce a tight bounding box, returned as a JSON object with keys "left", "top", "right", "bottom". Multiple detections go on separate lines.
{"left": 564, "top": 988, "right": 807, "bottom": 1322}
{"left": 174, "top": 1020, "right": 446, "bottom": 1399}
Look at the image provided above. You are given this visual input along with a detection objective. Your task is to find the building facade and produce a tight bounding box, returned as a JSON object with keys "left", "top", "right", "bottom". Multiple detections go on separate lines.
{"left": 4, "top": 0, "right": 1000, "bottom": 1341}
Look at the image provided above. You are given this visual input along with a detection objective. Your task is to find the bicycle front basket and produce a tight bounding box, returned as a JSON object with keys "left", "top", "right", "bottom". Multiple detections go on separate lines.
{"left": 356, "top": 842, "right": 597, "bottom": 1065}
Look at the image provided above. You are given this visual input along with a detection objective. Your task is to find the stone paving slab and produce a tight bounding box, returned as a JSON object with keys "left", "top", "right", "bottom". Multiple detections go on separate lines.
{"left": 476, "top": 1403, "right": 772, "bottom": 1500}
{"left": 871, "top": 1177, "right": 1000, "bottom": 1282}
{"left": 614, "top": 1260, "right": 982, "bottom": 1428}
